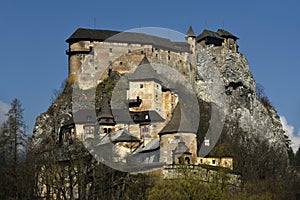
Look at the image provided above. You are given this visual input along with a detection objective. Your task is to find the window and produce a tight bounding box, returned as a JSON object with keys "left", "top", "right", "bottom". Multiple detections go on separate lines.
{"left": 144, "top": 114, "right": 149, "bottom": 119}
{"left": 109, "top": 48, "right": 112, "bottom": 53}
{"left": 141, "top": 125, "right": 149, "bottom": 132}
{"left": 168, "top": 55, "right": 171, "bottom": 60}
{"left": 141, "top": 50, "right": 144, "bottom": 55}
{"left": 156, "top": 53, "right": 158, "bottom": 58}
{"left": 120, "top": 61, "right": 123, "bottom": 65}
{"left": 85, "top": 127, "right": 93, "bottom": 134}
{"left": 128, "top": 49, "right": 131, "bottom": 53}
{"left": 104, "top": 128, "right": 107, "bottom": 133}
{"left": 200, "top": 159, "right": 203, "bottom": 163}
{"left": 212, "top": 160, "right": 216, "bottom": 165}
{"left": 140, "top": 84, "right": 143, "bottom": 88}
{"left": 109, "top": 61, "right": 112, "bottom": 65}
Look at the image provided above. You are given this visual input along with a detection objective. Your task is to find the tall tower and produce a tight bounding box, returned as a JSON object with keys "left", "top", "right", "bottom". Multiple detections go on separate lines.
{"left": 98, "top": 92, "right": 116, "bottom": 137}
{"left": 185, "top": 26, "right": 196, "bottom": 54}
{"left": 127, "top": 56, "right": 164, "bottom": 117}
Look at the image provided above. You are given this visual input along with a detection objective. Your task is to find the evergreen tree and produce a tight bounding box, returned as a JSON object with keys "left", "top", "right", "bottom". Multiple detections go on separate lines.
{"left": 0, "top": 98, "right": 27, "bottom": 199}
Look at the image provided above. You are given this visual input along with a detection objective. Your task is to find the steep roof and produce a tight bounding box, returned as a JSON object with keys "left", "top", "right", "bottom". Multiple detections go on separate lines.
{"left": 98, "top": 93, "right": 116, "bottom": 125}
{"left": 159, "top": 103, "right": 196, "bottom": 135}
{"left": 186, "top": 26, "right": 196, "bottom": 38}
{"left": 128, "top": 56, "right": 162, "bottom": 83}
{"left": 196, "top": 29, "right": 224, "bottom": 42}
{"left": 217, "top": 29, "right": 239, "bottom": 40}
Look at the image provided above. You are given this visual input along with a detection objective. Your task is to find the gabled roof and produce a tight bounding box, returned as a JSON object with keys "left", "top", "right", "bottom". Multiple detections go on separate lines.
{"left": 217, "top": 29, "right": 239, "bottom": 40}
{"left": 133, "top": 138, "right": 160, "bottom": 154}
{"left": 111, "top": 129, "right": 140, "bottom": 142}
{"left": 196, "top": 29, "right": 224, "bottom": 42}
{"left": 159, "top": 103, "right": 196, "bottom": 135}
{"left": 186, "top": 26, "right": 196, "bottom": 38}
{"left": 97, "top": 129, "right": 140, "bottom": 145}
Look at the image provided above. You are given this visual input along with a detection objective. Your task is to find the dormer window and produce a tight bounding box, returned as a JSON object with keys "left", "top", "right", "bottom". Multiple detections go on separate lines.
{"left": 87, "top": 115, "right": 92, "bottom": 121}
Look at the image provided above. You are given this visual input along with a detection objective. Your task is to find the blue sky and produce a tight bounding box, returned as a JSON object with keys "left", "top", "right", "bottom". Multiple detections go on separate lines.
{"left": 0, "top": 0, "right": 299, "bottom": 150}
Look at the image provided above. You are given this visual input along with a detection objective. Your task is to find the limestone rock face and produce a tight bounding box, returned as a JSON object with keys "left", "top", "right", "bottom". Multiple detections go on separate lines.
{"left": 33, "top": 43, "right": 289, "bottom": 166}
{"left": 194, "top": 45, "right": 287, "bottom": 160}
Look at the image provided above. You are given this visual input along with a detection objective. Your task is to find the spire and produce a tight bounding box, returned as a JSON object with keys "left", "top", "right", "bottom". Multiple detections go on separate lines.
{"left": 186, "top": 26, "right": 196, "bottom": 38}
{"left": 98, "top": 92, "right": 116, "bottom": 125}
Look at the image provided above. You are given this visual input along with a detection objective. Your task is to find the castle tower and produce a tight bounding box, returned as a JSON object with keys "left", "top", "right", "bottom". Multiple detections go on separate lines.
{"left": 185, "top": 26, "right": 196, "bottom": 53}
{"left": 127, "top": 56, "right": 164, "bottom": 117}
{"left": 98, "top": 92, "right": 116, "bottom": 137}
{"left": 159, "top": 103, "right": 197, "bottom": 165}
{"left": 217, "top": 29, "right": 239, "bottom": 52}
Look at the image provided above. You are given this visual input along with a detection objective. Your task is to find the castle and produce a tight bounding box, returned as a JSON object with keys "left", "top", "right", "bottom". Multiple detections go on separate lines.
{"left": 60, "top": 26, "right": 238, "bottom": 171}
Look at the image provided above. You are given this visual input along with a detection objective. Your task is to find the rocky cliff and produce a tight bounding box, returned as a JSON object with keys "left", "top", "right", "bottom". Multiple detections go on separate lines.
{"left": 33, "top": 42, "right": 289, "bottom": 178}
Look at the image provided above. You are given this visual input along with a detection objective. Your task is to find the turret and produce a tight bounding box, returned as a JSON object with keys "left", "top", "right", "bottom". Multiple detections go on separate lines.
{"left": 185, "top": 26, "right": 196, "bottom": 53}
